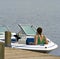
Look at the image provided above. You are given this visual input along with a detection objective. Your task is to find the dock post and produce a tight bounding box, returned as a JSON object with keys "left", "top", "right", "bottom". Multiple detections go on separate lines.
{"left": 0, "top": 42, "right": 4, "bottom": 59}
{"left": 5, "top": 31, "right": 11, "bottom": 47}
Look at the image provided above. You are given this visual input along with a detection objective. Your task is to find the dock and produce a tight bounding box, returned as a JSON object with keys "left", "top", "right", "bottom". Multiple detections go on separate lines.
{"left": 5, "top": 47, "right": 60, "bottom": 59}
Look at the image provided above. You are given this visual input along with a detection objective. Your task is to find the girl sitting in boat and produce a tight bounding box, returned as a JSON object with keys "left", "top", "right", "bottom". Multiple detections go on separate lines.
{"left": 34, "top": 27, "right": 48, "bottom": 45}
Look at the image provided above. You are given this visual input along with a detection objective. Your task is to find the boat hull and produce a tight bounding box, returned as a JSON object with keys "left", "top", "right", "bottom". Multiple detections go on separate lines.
{"left": 11, "top": 39, "right": 58, "bottom": 52}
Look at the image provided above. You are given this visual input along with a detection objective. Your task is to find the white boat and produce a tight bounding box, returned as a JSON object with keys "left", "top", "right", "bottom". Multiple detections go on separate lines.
{"left": 11, "top": 24, "right": 58, "bottom": 52}
{"left": 0, "top": 25, "right": 16, "bottom": 41}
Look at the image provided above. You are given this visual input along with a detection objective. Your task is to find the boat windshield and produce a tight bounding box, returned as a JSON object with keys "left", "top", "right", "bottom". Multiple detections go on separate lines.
{"left": 0, "top": 25, "right": 8, "bottom": 32}
{"left": 18, "top": 24, "right": 36, "bottom": 35}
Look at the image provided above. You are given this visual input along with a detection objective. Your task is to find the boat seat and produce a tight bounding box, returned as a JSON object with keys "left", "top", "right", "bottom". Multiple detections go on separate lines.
{"left": 26, "top": 38, "right": 34, "bottom": 45}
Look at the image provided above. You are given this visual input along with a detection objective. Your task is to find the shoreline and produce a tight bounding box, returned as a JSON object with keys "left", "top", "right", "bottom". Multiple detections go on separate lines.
{"left": 5, "top": 47, "right": 60, "bottom": 59}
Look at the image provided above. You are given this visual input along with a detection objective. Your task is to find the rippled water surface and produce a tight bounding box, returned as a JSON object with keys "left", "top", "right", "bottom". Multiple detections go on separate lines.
{"left": 0, "top": 0, "right": 60, "bottom": 56}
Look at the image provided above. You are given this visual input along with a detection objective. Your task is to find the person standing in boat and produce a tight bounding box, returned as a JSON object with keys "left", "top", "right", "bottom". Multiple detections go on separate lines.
{"left": 34, "top": 27, "right": 48, "bottom": 45}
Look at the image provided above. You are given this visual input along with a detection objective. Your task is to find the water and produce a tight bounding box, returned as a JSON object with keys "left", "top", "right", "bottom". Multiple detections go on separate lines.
{"left": 0, "top": 0, "right": 60, "bottom": 56}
